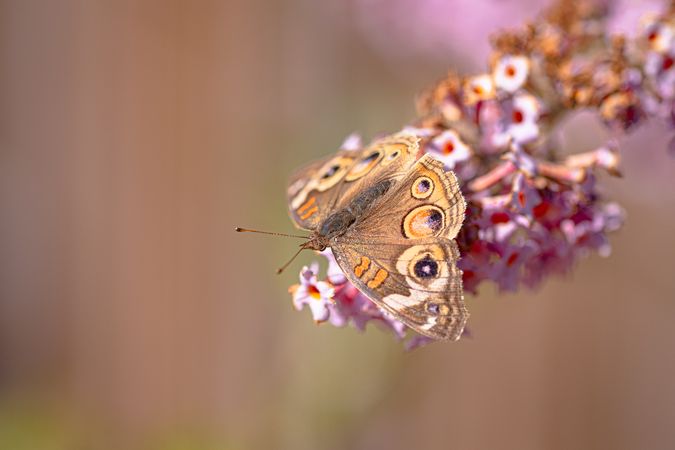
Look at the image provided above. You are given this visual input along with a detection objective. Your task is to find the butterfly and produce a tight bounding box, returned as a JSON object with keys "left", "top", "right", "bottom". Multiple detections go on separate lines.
{"left": 286, "top": 133, "right": 469, "bottom": 340}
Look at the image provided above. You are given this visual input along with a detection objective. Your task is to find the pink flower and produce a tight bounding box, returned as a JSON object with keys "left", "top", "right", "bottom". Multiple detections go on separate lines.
{"left": 645, "top": 50, "right": 675, "bottom": 99}
{"left": 497, "top": 94, "right": 542, "bottom": 145}
{"left": 510, "top": 172, "right": 542, "bottom": 216}
{"left": 493, "top": 55, "right": 531, "bottom": 93}
{"left": 340, "top": 133, "right": 363, "bottom": 151}
{"left": 290, "top": 263, "right": 335, "bottom": 323}
{"left": 289, "top": 253, "right": 414, "bottom": 341}
{"left": 641, "top": 15, "right": 674, "bottom": 53}
{"left": 427, "top": 130, "right": 473, "bottom": 169}
{"left": 464, "top": 74, "right": 496, "bottom": 105}
{"left": 320, "top": 248, "right": 346, "bottom": 285}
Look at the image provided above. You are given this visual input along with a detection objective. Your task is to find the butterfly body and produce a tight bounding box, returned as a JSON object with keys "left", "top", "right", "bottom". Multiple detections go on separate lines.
{"left": 307, "top": 179, "right": 395, "bottom": 249}
{"left": 288, "top": 133, "right": 469, "bottom": 340}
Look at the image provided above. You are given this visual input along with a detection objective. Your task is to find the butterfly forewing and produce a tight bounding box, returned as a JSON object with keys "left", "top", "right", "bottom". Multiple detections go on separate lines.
{"left": 320, "top": 134, "right": 421, "bottom": 215}
{"left": 352, "top": 154, "right": 466, "bottom": 241}
{"left": 286, "top": 133, "right": 420, "bottom": 232}
{"left": 286, "top": 149, "right": 357, "bottom": 230}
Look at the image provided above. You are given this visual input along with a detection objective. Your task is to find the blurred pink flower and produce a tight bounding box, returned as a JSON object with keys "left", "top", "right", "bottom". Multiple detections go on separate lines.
{"left": 289, "top": 254, "right": 413, "bottom": 343}
{"left": 493, "top": 55, "right": 531, "bottom": 93}
{"left": 291, "top": 263, "right": 335, "bottom": 323}
{"left": 428, "top": 130, "right": 473, "bottom": 169}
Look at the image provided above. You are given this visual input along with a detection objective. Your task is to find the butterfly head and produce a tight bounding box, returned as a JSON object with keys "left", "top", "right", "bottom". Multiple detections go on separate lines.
{"left": 304, "top": 232, "right": 330, "bottom": 252}
{"left": 273, "top": 234, "right": 329, "bottom": 274}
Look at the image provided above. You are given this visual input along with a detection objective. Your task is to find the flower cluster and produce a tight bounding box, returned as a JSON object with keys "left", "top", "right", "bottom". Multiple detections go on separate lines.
{"left": 289, "top": 0, "right": 675, "bottom": 349}
{"left": 290, "top": 249, "right": 421, "bottom": 347}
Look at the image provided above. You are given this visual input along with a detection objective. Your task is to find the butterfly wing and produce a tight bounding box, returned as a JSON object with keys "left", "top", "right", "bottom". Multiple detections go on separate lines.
{"left": 286, "top": 150, "right": 358, "bottom": 231}
{"left": 319, "top": 133, "right": 421, "bottom": 213}
{"left": 286, "top": 133, "right": 420, "bottom": 231}
{"left": 330, "top": 154, "right": 468, "bottom": 340}
{"left": 332, "top": 238, "right": 466, "bottom": 340}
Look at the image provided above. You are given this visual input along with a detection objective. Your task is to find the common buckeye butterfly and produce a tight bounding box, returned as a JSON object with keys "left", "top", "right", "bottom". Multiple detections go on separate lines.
{"left": 282, "top": 133, "right": 468, "bottom": 340}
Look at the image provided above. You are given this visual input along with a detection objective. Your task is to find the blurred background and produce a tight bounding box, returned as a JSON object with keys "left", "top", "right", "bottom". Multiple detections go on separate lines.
{"left": 1, "top": 1, "right": 674, "bottom": 449}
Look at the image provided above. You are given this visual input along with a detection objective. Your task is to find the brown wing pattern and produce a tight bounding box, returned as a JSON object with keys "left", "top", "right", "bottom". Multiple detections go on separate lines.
{"left": 331, "top": 154, "right": 468, "bottom": 340}
{"left": 286, "top": 133, "right": 421, "bottom": 231}
{"left": 353, "top": 153, "right": 466, "bottom": 241}
{"left": 321, "top": 133, "right": 421, "bottom": 214}
{"left": 286, "top": 150, "right": 357, "bottom": 230}
{"left": 332, "top": 238, "right": 467, "bottom": 340}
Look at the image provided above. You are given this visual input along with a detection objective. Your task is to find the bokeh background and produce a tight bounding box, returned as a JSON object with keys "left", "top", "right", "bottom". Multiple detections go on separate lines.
{"left": 1, "top": 1, "right": 675, "bottom": 449}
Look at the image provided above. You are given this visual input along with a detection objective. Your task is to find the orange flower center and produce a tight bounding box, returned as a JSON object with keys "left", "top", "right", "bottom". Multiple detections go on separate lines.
{"left": 308, "top": 284, "right": 321, "bottom": 299}
{"left": 512, "top": 109, "right": 524, "bottom": 123}
{"left": 444, "top": 141, "right": 455, "bottom": 154}
{"left": 505, "top": 64, "right": 517, "bottom": 77}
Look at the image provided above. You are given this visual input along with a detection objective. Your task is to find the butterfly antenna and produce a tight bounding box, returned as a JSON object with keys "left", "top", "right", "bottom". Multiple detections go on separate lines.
{"left": 235, "top": 227, "right": 309, "bottom": 239}
{"left": 276, "top": 243, "right": 309, "bottom": 275}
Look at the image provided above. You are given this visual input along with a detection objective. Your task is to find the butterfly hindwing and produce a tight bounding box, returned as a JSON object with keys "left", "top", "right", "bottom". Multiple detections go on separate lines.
{"left": 332, "top": 238, "right": 467, "bottom": 340}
